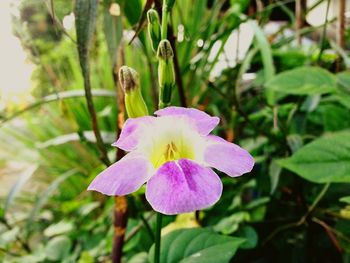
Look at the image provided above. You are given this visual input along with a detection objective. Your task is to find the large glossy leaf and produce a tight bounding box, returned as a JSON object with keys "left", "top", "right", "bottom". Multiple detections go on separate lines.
{"left": 148, "top": 228, "right": 244, "bottom": 263}
{"left": 279, "top": 132, "right": 350, "bottom": 183}
{"left": 266, "top": 67, "right": 336, "bottom": 95}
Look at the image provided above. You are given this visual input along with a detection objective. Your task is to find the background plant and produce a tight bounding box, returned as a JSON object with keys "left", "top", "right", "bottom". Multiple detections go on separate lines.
{"left": 0, "top": 0, "right": 350, "bottom": 262}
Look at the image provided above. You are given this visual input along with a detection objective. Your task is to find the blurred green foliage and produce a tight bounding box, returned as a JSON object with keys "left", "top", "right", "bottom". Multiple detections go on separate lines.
{"left": 1, "top": 0, "right": 350, "bottom": 262}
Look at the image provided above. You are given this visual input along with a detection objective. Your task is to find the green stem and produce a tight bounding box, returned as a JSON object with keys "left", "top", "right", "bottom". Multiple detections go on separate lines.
{"left": 298, "top": 183, "right": 331, "bottom": 224}
{"left": 161, "top": 0, "right": 168, "bottom": 39}
{"left": 154, "top": 213, "right": 163, "bottom": 263}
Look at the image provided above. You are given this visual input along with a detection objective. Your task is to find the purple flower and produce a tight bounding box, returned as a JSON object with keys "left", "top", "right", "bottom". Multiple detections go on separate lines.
{"left": 88, "top": 107, "right": 254, "bottom": 215}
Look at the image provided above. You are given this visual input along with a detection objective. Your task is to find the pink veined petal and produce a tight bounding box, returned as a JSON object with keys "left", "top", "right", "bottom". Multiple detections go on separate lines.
{"left": 145, "top": 159, "right": 223, "bottom": 215}
{"left": 203, "top": 135, "right": 254, "bottom": 177}
{"left": 88, "top": 152, "right": 153, "bottom": 196}
{"left": 154, "top": 106, "right": 220, "bottom": 135}
{"left": 112, "top": 116, "right": 155, "bottom": 151}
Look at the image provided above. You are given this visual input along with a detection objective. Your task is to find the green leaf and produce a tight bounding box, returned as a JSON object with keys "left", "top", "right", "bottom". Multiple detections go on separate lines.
{"left": 279, "top": 132, "right": 350, "bottom": 183}
{"left": 214, "top": 212, "right": 250, "bottom": 235}
{"left": 238, "top": 226, "right": 258, "bottom": 249}
{"left": 0, "top": 227, "right": 20, "bottom": 247}
{"left": 4, "top": 165, "right": 38, "bottom": 215}
{"left": 103, "top": 0, "right": 123, "bottom": 66}
{"left": 148, "top": 228, "right": 245, "bottom": 263}
{"left": 45, "top": 235, "right": 72, "bottom": 261}
{"left": 320, "top": 105, "right": 350, "bottom": 131}
{"left": 44, "top": 220, "right": 75, "bottom": 237}
{"left": 340, "top": 196, "right": 350, "bottom": 204}
{"left": 120, "top": 0, "right": 142, "bottom": 26}
{"left": 335, "top": 71, "right": 350, "bottom": 109}
{"left": 0, "top": 207, "right": 4, "bottom": 219}
{"left": 269, "top": 160, "right": 281, "bottom": 194}
{"left": 249, "top": 20, "right": 276, "bottom": 104}
{"left": 266, "top": 67, "right": 336, "bottom": 95}
{"left": 75, "top": 0, "right": 98, "bottom": 60}
{"left": 249, "top": 20, "right": 275, "bottom": 82}
{"left": 1, "top": 89, "right": 115, "bottom": 126}
{"left": 337, "top": 71, "right": 350, "bottom": 90}
{"left": 129, "top": 252, "right": 148, "bottom": 263}
{"left": 27, "top": 169, "right": 78, "bottom": 227}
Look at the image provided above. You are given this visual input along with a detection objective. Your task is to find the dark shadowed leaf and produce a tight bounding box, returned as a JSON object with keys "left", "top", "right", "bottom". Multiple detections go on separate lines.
{"left": 238, "top": 226, "right": 258, "bottom": 249}
{"left": 340, "top": 196, "right": 350, "bottom": 204}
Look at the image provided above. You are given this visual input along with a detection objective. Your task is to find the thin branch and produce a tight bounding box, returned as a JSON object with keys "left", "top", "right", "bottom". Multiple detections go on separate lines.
{"left": 295, "top": 0, "right": 306, "bottom": 45}
{"left": 297, "top": 183, "right": 330, "bottom": 225}
{"left": 125, "top": 213, "right": 155, "bottom": 242}
{"left": 0, "top": 90, "right": 115, "bottom": 127}
{"left": 262, "top": 183, "right": 330, "bottom": 245}
{"left": 169, "top": 26, "right": 187, "bottom": 107}
{"left": 111, "top": 46, "right": 128, "bottom": 263}
{"left": 317, "top": 0, "right": 331, "bottom": 64}
{"left": 45, "top": 0, "right": 76, "bottom": 43}
{"left": 81, "top": 65, "right": 111, "bottom": 166}
{"left": 312, "top": 217, "right": 342, "bottom": 253}
{"left": 336, "top": 0, "right": 346, "bottom": 70}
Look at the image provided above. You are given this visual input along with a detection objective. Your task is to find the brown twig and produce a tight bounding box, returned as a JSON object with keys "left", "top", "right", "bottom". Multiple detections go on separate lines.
{"left": 336, "top": 0, "right": 346, "bottom": 70}
{"left": 81, "top": 62, "right": 111, "bottom": 166}
{"left": 111, "top": 47, "right": 128, "bottom": 263}
{"left": 112, "top": 196, "right": 128, "bottom": 263}
{"left": 75, "top": 0, "right": 111, "bottom": 167}
{"left": 312, "top": 217, "right": 342, "bottom": 253}
{"left": 317, "top": 0, "right": 331, "bottom": 64}
{"left": 125, "top": 213, "right": 155, "bottom": 242}
{"left": 295, "top": 0, "right": 306, "bottom": 45}
{"left": 337, "top": 0, "right": 346, "bottom": 49}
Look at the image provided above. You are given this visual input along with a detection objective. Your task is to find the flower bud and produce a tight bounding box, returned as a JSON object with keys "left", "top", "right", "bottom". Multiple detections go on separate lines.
{"left": 157, "top": 40, "right": 175, "bottom": 108}
{"left": 119, "top": 66, "right": 149, "bottom": 118}
{"left": 147, "top": 9, "right": 161, "bottom": 52}
{"left": 119, "top": 66, "right": 139, "bottom": 93}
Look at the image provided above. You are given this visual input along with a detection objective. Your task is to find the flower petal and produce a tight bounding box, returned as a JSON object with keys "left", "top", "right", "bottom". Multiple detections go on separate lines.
{"left": 88, "top": 152, "right": 153, "bottom": 196}
{"left": 145, "top": 159, "right": 222, "bottom": 215}
{"left": 154, "top": 106, "right": 220, "bottom": 135}
{"left": 203, "top": 135, "right": 254, "bottom": 177}
{"left": 112, "top": 116, "right": 155, "bottom": 151}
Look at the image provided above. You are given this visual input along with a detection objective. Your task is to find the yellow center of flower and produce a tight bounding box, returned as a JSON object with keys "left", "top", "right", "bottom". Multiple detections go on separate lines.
{"left": 150, "top": 139, "right": 194, "bottom": 168}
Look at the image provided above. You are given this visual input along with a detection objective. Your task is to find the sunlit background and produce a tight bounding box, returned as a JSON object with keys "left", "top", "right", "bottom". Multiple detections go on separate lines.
{"left": 0, "top": 0, "right": 34, "bottom": 109}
